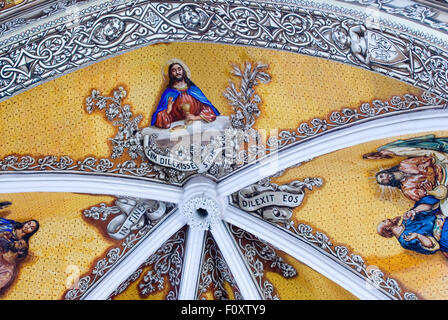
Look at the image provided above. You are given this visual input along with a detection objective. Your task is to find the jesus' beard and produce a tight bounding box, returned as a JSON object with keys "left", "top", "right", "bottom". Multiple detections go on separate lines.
{"left": 377, "top": 167, "right": 402, "bottom": 189}
{"left": 169, "top": 74, "right": 195, "bottom": 89}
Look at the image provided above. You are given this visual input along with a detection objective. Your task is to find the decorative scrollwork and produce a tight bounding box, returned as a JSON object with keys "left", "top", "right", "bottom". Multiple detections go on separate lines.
{"left": 224, "top": 63, "right": 271, "bottom": 132}
{"left": 282, "top": 220, "right": 419, "bottom": 300}
{"left": 1, "top": 0, "right": 448, "bottom": 101}
{"left": 83, "top": 202, "right": 121, "bottom": 221}
{"left": 197, "top": 232, "right": 242, "bottom": 300}
{"left": 0, "top": 154, "right": 176, "bottom": 180}
{"left": 137, "top": 228, "right": 186, "bottom": 299}
{"left": 229, "top": 224, "right": 298, "bottom": 300}
{"left": 106, "top": 228, "right": 186, "bottom": 300}
{"left": 86, "top": 87, "right": 143, "bottom": 160}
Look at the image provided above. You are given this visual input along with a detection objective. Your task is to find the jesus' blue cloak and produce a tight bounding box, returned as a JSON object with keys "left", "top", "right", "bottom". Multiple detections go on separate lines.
{"left": 150, "top": 85, "right": 220, "bottom": 126}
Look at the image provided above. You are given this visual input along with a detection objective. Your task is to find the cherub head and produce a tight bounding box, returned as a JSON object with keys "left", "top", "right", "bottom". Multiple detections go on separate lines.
{"left": 331, "top": 26, "right": 350, "bottom": 50}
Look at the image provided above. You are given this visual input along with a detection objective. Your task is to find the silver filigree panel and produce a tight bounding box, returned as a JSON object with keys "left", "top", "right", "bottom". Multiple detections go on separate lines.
{"left": 1, "top": 0, "right": 448, "bottom": 102}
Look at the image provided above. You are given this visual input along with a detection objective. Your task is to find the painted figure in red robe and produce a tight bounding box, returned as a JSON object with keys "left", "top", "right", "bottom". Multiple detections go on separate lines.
{"left": 150, "top": 60, "right": 220, "bottom": 129}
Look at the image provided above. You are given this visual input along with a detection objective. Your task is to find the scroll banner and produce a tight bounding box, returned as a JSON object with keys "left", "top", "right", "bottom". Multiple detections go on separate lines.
{"left": 238, "top": 191, "right": 305, "bottom": 211}
{"left": 107, "top": 202, "right": 165, "bottom": 240}
{"left": 143, "top": 138, "right": 226, "bottom": 173}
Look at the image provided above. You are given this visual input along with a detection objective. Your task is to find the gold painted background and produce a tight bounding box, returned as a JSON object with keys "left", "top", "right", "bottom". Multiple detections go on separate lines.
{"left": 0, "top": 0, "right": 26, "bottom": 11}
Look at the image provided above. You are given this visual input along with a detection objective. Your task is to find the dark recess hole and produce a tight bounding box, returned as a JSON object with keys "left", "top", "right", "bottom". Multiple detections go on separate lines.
{"left": 196, "top": 207, "right": 208, "bottom": 218}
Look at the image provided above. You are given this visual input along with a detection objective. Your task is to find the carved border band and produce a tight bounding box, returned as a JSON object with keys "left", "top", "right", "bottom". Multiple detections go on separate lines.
{"left": 1, "top": 0, "right": 448, "bottom": 103}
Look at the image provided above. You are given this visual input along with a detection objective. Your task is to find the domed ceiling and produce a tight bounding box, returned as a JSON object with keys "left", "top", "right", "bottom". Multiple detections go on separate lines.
{"left": 0, "top": 0, "right": 448, "bottom": 301}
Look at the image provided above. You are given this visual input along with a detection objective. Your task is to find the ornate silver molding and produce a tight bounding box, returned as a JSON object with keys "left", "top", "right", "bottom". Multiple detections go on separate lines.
{"left": 197, "top": 232, "right": 243, "bottom": 300}
{"left": 330, "top": 0, "right": 448, "bottom": 33}
{"left": 269, "top": 91, "right": 448, "bottom": 150}
{"left": 0, "top": 0, "right": 94, "bottom": 37}
{"left": 1, "top": 0, "right": 448, "bottom": 102}
{"left": 108, "top": 228, "right": 186, "bottom": 300}
{"left": 0, "top": 155, "right": 180, "bottom": 183}
{"left": 229, "top": 224, "right": 298, "bottom": 300}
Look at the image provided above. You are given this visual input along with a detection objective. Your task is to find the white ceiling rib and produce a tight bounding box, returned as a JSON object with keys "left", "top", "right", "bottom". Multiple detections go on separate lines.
{"left": 0, "top": 173, "right": 184, "bottom": 203}
{"left": 210, "top": 220, "right": 263, "bottom": 300}
{"left": 178, "top": 227, "right": 207, "bottom": 300}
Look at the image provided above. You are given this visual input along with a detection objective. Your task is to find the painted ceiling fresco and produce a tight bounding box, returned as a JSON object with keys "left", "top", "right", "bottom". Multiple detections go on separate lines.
{"left": 231, "top": 131, "right": 448, "bottom": 300}
{"left": 0, "top": 0, "right": 448, "bottom": 301}
{"left": 0, "top": 42, "right": 429, "bottom": 184}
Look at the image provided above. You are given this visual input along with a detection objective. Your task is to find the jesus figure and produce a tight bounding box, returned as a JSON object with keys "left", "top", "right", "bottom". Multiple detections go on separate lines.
{"left": 150, "top": 60, "right": 220, "bottom": 129}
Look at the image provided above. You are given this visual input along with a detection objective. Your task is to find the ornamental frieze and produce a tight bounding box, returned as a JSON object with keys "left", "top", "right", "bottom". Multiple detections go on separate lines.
{"left": 1, "top": 0, "right": 448, "bottom": 102}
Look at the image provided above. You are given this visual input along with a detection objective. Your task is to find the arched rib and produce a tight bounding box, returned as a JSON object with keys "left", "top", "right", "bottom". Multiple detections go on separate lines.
{"left": 223, "top": 205, "right": 394, "bottom": 300}
{"left": 217, "top": 108, "right": 448, "bottom": 196}
{"left": 178, "top": 227, "right": 207, "bottom": 300}
{"left": 82, "top": 210, "right": 186, "bottom": 300}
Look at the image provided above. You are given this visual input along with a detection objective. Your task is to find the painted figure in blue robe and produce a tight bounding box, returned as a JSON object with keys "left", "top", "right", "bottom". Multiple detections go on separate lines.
{"left": 377, "top": 195, "right": 448, "bottom": 259}
{"left": 0, "top": 202, "right": 38, "bottom": 293}
{"left": 151, "top": 62, "right": 220, "bottom": 129}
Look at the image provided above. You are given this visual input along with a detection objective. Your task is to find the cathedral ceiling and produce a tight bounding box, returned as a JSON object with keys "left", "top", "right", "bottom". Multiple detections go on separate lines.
{"left": 0, "top": 0, "right": 447, "bottom": 301}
